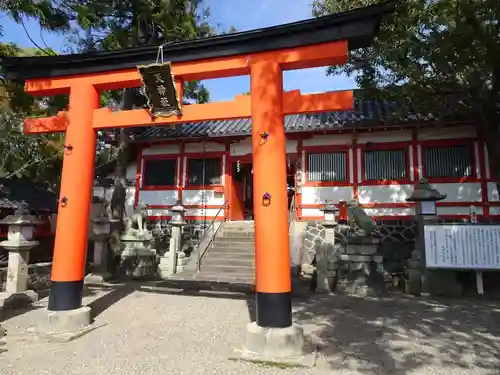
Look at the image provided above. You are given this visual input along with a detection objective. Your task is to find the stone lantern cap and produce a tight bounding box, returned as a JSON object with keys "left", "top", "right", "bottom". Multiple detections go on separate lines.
{"left": 170, "top": 200, "right": 187, "bottom": 214}
{"left": 0, "top": 207, "right": 43, "bottom": 226}
{"left": 406, "top": 178, "right": 447, "bottom": 202}
{"left": 321, "top": 200, "right": 339, "bottom": 213}
{"left": 169, "top": 200, "right": 187, "bottom": 225}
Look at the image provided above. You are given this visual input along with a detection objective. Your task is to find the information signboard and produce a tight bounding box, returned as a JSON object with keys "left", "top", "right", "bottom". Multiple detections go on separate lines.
{"left": 424, "top": 224, "right": 500, "bottom": 270}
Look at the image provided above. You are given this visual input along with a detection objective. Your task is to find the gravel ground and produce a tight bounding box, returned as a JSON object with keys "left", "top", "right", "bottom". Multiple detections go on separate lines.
{"left": 1, "top": 283, "right": 500, "bottom": 375}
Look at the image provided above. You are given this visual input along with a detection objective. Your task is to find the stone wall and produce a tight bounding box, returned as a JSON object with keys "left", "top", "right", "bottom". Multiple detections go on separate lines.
{"left": 300, "top": 217, "right": 500, "bottom": 296}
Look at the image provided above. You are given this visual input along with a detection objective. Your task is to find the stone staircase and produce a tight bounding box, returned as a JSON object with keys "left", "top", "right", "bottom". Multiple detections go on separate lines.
{"left": 170, "top": 220, "right": 255, "bottom": 287}
{"left": 194, "top": 221, "right": 255, "bottom": 283}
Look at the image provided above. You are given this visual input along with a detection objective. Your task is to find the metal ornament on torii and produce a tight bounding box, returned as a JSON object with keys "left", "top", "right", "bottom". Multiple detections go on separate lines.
{"left": 0, "top": 2, "right": 393, "bottom": 356}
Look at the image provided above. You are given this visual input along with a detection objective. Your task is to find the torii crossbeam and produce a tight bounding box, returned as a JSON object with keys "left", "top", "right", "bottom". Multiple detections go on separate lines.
{"left": 1, "top": 1, "right": 393, "bottom": 360}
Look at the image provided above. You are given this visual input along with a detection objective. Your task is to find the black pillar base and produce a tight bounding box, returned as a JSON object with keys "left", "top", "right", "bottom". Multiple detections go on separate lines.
{"left": 47, "top": 280, "right": 84, "bottom": 311}
{"left": 255, "top": 291, "right": 292, "bottom": 328}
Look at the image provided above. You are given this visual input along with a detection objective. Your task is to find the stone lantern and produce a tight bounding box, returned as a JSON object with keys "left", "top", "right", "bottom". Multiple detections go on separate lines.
{"left": 158, "top": 200, "right": 188, "bottom": 278}
{"left": 0, "top": 206, "right": 42, "bottom": 297}
{"left": 315, "top": 201, "right": 339, "bottom": 292}
{"left": 85, "top": 215, "right": 118, "bottom": 284}
{"left": 405, "top": 178, "right": 446, "bottom": 295}
{"left": 321, "top": 200, "right": 338, "bottom": 225}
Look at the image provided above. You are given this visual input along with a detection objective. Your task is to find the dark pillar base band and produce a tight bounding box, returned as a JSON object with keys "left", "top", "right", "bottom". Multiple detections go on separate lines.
{"left": 256, "top": 291, "right": 292, "bottom": 328}
{"left": 47, "top": 280, "right": 84, "bottom": 311}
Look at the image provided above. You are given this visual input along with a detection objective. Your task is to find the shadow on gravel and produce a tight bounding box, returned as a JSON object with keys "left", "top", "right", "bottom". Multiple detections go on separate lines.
{"left": 85, "top": 280, "right": 257, "bottom": 321}
{"left": 294, "top": 293, "right": 500, "bottom": 375}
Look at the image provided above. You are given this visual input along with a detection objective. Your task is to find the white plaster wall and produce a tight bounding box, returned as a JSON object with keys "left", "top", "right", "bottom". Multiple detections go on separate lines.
{"left": 433, "top": 183, "right": 482, "bottom": 202}
{"left": 437, "top": 206, "right": 483, "bottom": 216}
{"left": 99, "top": 162, "right": 138, "bottom": 183}
{"left": 138, "top": 190, "right": 178, "bottom": 206}
{"left": 184, "top": 142, "right": 225, "bottom": 153}
{"left": 417, "top": 126, "right": 476, "bottom": 140}
{"left": 142, "top": 144, "right": 180, "bottom": 155}
{"left": 301, "top": 207, "right": 414, "bottom": 217}
{"left": 357, "top": 130, "right": 412, "bottom": 144}
{"left": 364, "top": 207, "right": 414, "bottom": 216}
{"left": 358, "top": 184, "right": 414, "bottom": 204}
{"left": 302, "top": 134, "right": 352, "bottom": 147}
{"left": 490, "top": 207, "right": 500, "bottom": 216}
{"left": 230, "top": 138, "right": 298, "bottom": 155}
{"left": 182, "top": 190, "right": 225, "bottom": 206}
{"left": 488, "top": 182, "right": 499, "bottom": 202}
{"left": 185, "top": 208, "right": 225, "bottom": 217}
{"left": 301, "top": 186, "right": 354, "bottom": 205}
{"left": 92, "top": 186, "right": 136, "bottom": 217}
{"left": 146, "top": 208, "right": 171, "bottom": 217}
{"left": 301, "top": 208, "right": 323, "bottom": 217}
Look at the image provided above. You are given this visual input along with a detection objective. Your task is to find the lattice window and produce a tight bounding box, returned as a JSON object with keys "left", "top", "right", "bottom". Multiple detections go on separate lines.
{"left": 187, "top": 157, "right": 221, "bottom": 185}
{"left": 424, "top": 145, "right": 474, "bottom": 178}
{"left": 364, "top": 149, "right": 407, "bottom": 181}
{"left": 143, "top": 158, "right": 176, "bottom": 187}
{"left": 307, "top": 152, "right": 347, "bottom": 182}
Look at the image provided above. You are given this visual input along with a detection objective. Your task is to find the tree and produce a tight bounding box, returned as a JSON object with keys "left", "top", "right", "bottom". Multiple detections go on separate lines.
{"left": 313, "top": 0, "right": 500, "bottom": 188}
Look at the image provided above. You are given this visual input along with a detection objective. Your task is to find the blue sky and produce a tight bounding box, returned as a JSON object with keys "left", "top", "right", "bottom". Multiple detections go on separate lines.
{"left": 0, "top": 0, "right": 356, "bottom": 101}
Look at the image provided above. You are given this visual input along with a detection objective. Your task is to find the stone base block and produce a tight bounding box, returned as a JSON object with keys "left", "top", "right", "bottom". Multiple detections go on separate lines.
{"left": 38, "top": 306, "right": 91, "bottom": 333}
{"left": 346, "top": 244, "right": 378, "bottom": 255}
{"left": 21, "top": 306, "right": 101, "bottom": 343}
{"left": 230, "top": 322, "right": 316, "bottom": 368}
{"left": 335, "top": 259, "right": 386, "bottom": 297}
{"left": 84, "top": 272, "right": 112, "bottom": 284}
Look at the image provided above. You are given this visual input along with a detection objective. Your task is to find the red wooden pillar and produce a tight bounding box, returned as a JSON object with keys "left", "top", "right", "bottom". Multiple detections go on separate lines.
{"left": 48, "top": 83, "right": 99, "bottom": 311}
{"left": 250, "top": 59, "right": 291, "bottom": 328}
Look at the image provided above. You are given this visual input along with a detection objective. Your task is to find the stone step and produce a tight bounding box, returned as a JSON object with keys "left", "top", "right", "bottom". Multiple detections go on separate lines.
{"left": 205, "top": 251, "right": 254, "bottom": 260}
{"left": 211, "top": 242, "right": 253, "bottom": 250}
{"left": 202, "top": 257, "right": 255, "bottom": 268}
{"left": 218, "top": 231, "right": 255, "bottom": 238}
{"left": 221, "top": 227, "right": 255, "bottom": 232}
{"left": 199, "top": 263, "right": 254, "bottom": 272}
{"left": 224, "top": 220, "right": 254, "bottom": 226}
{"left": 215, "top": 236, "right": 255, "bottom": 243}
{"left": 193, "top": 270, "right": 254, "bottom": 283}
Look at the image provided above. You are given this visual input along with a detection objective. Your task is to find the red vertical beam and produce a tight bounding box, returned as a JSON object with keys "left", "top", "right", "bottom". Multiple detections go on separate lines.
{"left": 48, "top": 83, "right": 99, "bottom": 311}
{"left": 251, "top": 59, "right": 291, "bottom": 328}
{"left": 296, "top": 139, "right": 303, "bottom": 220}
{"left": 224, "top": 142, "right": 231, "bottom": 220}
{"left": 134, "top": 145, "right": 143, "bottom": 208}
{"left": 477, "top": 139, "right": 490, "bottom": 219}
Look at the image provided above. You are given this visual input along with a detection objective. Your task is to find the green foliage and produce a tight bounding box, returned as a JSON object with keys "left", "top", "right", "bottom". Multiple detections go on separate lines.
{"left": 313, "top": 0, "right": 500, "bottom": 180}
{"left": 0, "top": 0, "right": 235, "bottom": 191}
{"left": 60, "top": 0, "right": 225, "bottom": 104}
{"left": 0, "top": 112, "right": 64, "bottom": 188}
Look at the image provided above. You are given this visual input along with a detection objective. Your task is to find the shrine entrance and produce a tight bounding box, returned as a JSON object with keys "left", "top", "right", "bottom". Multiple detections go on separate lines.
{"left": 230, "top": 160, "right": 254, "bottom": 221}
{"left": 1, "top": 2, "right": 393, "bottom": 354}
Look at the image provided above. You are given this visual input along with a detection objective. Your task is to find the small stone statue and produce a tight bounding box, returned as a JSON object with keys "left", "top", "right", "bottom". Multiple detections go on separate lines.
{"left": 123, "top": 204, "right": 149, "bottom": 234}
{"left": 347, "top": 200, "right": 376, "bottom": 237}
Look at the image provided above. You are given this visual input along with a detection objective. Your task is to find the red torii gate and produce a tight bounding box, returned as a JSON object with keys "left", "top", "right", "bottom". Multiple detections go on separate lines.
{"left": 1, "top": 1, "right": 393, "bottom": 357}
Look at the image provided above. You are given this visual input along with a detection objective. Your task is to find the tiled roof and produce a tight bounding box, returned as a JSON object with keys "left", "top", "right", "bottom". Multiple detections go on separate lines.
{"left": 130, "top": 96, "right": 472, "bottom": 141}
{"left": 0, "top": 178, "right": 59, "bottom": 212}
